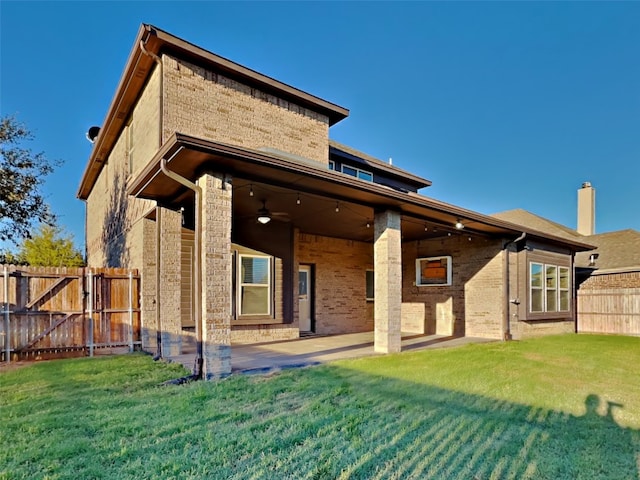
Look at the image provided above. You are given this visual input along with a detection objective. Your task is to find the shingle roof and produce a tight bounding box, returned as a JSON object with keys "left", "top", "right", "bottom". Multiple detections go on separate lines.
{"left": 491, "top": 209, "right": 583, "bottom": 242}
{"left": 574, "top": 229, "right": 640, "bottom": 271}
{"left": 491, "top": 209, "right": 640, "bottom": 271}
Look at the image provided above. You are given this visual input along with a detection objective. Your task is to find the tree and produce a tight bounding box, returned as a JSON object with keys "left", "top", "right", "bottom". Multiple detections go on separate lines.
{"left": 15, "top": 224, "right": 84, "bottom": 267}
{"left": 0, "top": 115, "right": 59, "bottom": 243}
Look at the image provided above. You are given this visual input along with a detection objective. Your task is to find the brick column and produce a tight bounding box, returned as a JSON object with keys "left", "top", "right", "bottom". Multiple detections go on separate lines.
{"left": 374, "top": 210, "right": 402, "bottom": 353}
{"left": 140, "top": 217, "right": 157, "bottom": 352}
{"left": 199, "top": 173, "right": 232, "bottom": 379}
{"left": 158, "top": 206, "right": 182, "bottom": 357}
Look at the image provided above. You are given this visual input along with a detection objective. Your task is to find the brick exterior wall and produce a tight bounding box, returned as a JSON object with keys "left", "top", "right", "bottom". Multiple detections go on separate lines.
{"left": 200, "top": 173, "right": 232, "bottom": 379}
{"left": 297, "top": 233, "right": 374, "bottom": 335}
{"left": 579, "top": 271, "right": 640, "bottom": 289}
{"left": 402, "top": 236, "right": 505, "bottom": 339}
{"left": 231, "top": 324, "right": 299, "bottom": 344}
{"left": 85, "top": 64, "right": 159, "bottom": 270}
{"left": 162, "top": 55, "right": 330, "bottom": 165}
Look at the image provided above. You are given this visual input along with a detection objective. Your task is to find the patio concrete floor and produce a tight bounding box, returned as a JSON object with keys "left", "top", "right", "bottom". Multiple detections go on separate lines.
{"left": 170, "top": 332, "right": 496, "bottom": 375}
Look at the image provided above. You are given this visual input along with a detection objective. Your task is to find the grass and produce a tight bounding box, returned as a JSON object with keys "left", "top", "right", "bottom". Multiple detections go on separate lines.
{"left": 1, "top": 334, "right": 638, "bottom": 480}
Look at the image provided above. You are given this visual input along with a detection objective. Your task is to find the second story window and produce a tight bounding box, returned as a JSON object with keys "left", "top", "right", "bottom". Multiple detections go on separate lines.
{"left": 341, "top": 164, "right": 373, "bottom": 182}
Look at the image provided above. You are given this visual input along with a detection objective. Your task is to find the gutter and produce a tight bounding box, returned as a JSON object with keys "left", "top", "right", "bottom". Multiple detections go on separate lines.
{"left": 502, "top": 232, "right": 526, "bottom": 341}
{"left": 159, "top": 147, "right": 204, "bottom": 379}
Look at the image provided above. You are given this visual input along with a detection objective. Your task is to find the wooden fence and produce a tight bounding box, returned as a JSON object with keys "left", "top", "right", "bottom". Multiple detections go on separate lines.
{"left": 577, "top": 288, "right": 640, "bottom": 336}
{"left": 1, "top": 265, "right": 140, "bottom": 362}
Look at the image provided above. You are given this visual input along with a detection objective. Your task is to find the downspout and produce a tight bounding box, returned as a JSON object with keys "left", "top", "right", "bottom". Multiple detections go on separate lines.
{"left": 159, "top": 148, "right": 204, "bottom": 379}
{"left": 502, "top": 232, "right": 526, "bottom": 341}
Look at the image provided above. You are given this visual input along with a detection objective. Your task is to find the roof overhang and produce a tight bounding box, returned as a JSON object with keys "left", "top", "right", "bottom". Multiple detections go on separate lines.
{"left": 77, "top": 23, "right": 349, "bottom": 200}
{"left": 128, "top": 133, "right": 595, "bottom": 252}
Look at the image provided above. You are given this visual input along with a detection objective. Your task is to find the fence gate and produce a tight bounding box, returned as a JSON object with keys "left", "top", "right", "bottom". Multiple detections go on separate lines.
{"left": 1, "top": 265, "right": 140, "bottom": 362}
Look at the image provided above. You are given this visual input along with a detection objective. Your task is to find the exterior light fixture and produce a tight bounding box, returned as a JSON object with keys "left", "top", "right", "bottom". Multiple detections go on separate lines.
{"left": 249, "top": 184, "right": 254, "bottom": 197}
{"left": 257, "top": 201, "right": 271, "bottom": 224}
{"left": 455, "top": 219, "right": 465, "bottom": 230}
{"left": 424, "top": 223, "right": 428, "bottom": 232}
{"left": 296, "top": 193, "right": 301, "bottom": 205}
{"left": 366, "top": 222, "right": 370, "bottom": 228}
{"left": 335, "top": 201, "right": 340, "bottom": 213}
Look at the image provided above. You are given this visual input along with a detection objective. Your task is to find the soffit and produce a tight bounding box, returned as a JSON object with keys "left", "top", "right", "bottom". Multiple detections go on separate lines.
{"left": 127, "top": 133, "right": 595, "bottom": 250}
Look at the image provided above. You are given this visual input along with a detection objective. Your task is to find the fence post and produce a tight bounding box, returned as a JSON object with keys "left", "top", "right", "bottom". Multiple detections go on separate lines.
{"left": 128, "top": 270, "right": 134, "bottom": 352}
{"left": 88, "top": 269, "right": 94, "bottom": 357}
{"left": 3, "top": 266, "right": 9, "bottom": 363}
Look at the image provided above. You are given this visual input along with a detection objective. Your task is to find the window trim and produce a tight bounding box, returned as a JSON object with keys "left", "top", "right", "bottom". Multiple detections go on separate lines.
{"left": 340, "top": 164, "right": 373, "bottom": 182}
{"left": 237, "top": 254, "right": 272, "bottom": 317}
{"left": 416, "top": 256, "right": 452, "bottom": 287}
{"left": 328, "top": 160, "right": 335, "bottom": 171}
{"left": 527, "top": 259, "right": 572, "bottom": 318}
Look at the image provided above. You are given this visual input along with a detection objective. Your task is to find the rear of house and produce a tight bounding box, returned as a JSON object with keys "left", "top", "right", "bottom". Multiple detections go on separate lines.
{"left": 77, "top": 25, "right": 593, "bottom": 379}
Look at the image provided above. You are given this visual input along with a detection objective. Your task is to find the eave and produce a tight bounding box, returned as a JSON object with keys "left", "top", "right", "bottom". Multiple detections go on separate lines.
{"left": 128, "top": 133, "right": 595, "bottom": 252}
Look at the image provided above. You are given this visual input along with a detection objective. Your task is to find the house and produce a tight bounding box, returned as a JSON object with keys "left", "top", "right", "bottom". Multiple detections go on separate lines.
{"left": 77, "top": 25, "right": 594, "bottom": 379}
{"left": 493, "top": 182, "right": 640, "bottom": 336}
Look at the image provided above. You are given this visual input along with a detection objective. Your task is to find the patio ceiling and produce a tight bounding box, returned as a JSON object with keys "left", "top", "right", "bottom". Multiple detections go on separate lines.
{"left": 128, "top": 133, "right": 595, "bottom": 249}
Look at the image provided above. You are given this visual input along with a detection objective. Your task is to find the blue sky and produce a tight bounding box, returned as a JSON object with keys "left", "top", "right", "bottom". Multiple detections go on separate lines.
{"left": 1, "top": 1, "right": 639, "bottom": 250}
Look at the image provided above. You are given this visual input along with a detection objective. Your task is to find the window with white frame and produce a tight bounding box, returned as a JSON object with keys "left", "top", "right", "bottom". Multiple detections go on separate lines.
{"left": 328, "top": 160, "right": 335, "bottom": 170}
{"left": 366, "top": 270, "right": 374, "bottom": 301}
{"left": 416, "top": 256, "right": 452, "bottom": 286}
{"left": 529, "top": 262, "right": 570, "bottom": 313}
{"left": 238, "top": 254, "right": 271, "bottom": 316}
{"left": 341, "top": 164, "right": 373, "bottom": 182}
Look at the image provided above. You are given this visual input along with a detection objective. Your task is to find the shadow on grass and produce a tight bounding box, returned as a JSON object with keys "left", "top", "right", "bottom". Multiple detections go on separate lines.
{"left": 1, "top": 357, "right": 638, "bottom": 480}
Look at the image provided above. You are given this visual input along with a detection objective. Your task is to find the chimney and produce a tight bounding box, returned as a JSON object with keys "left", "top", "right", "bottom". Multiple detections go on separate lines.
{"left": 577, "top": 182, "right": 595, "bottom": 235}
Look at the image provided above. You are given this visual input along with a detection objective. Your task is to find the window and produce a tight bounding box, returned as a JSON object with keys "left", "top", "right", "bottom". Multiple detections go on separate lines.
{"left": 416, "top": 256, "right": 452, "bottom": 286}
{"left": 341, "top": 164, "right": 373, "bottom": 182}
{"left": 238, "top": 255, "right": 271, "bottom": 315}
{"left": 328, "top": 160, "right": 335, "bottom": 171}
{"left": 366, "top": 270, "right": 374, "bottom": 300}
{"left": 529, "top": 262, "right": 570, "bottom": 313}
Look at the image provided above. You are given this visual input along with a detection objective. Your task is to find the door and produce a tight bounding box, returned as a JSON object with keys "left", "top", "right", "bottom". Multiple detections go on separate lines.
{"left": 298, "top": 265, "right": 312, "bottom": 332}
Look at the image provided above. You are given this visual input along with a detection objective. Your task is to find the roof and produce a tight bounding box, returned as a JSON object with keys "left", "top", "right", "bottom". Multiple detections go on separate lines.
{"left": 126, "top": 132, "right": 594, "bottom": 251}
{"left": 329, "top": 140, "right": 432, "bottom": 190}
{"left": 575, "top": 229, "right": 640, "bottom": 272}
{"left": 77, "top": 24, "right": 350, "bottom": 200}
{"left": 492, "top": 209, "right": 640, "bottom": 272}
{"left": 491, "top": 209, "right": 582, "bottom": 242}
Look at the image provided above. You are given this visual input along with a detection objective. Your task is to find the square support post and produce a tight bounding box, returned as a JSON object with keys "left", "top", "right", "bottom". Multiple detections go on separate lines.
{"left": 158, "top": 206, "right": 182, "bottom": 357}
{"left": 199, "top": 173, "right": 233, "bottom": 379}
{"left": 374, "top": 210, "right": 402, "bottom": 353}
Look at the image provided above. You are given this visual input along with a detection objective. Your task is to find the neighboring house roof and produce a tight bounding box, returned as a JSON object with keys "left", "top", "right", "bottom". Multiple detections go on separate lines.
{"left": 492, "top": 208, "right": 640, "bottom": 273}
{"left": 77, "top": 24, "right": 350, "bottom": 200}
{"left": 575, "top": 229, "right": 640, "bottom": 272}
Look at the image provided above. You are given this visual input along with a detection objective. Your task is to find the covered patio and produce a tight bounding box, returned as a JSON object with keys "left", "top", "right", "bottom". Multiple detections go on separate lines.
{"left": 170, "top": 332, "right": 496, "bottom": 374}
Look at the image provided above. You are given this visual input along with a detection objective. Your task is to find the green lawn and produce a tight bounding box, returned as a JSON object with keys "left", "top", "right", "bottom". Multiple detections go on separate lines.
{"left": 1, "top": 334, "right": 639, "bottom": 480}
